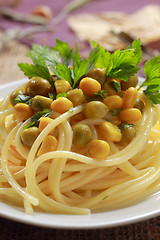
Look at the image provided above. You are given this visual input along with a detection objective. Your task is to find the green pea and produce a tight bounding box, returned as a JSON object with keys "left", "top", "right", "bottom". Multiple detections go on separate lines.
{"left": 21, "top": 127, "right": 40, "bottom": 147}
{"left": 83, "top": 101, "right": 108, "bottom": 119}
{"left": 31, "top": 95, "right": 53, "bottom": 111}
{"left": 72, "top": 124, "right": 92, "bottom": 147}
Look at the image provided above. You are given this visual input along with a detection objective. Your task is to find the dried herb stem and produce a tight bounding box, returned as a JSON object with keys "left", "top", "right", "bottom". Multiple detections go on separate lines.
{"left": 0, "top": 25, "right": 53, "bottom": 50}
{"left": 52, "top": 0, "right": 95, "bottom": 24}
{"left": 0, "top": 7, "right": 48, "bottom": 25}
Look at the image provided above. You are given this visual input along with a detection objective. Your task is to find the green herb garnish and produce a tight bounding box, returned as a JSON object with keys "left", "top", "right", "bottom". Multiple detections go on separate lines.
{"left": 24, "top": 109, "right": 53, "bottom": 129}
{"left": 139, "top": 56, "right": 160, "bottom": 106}
{"left": 18, "top": 38, "right": 160, "bottom": 106}
{"left": 102, "top": 195, "right": 108, "bottom": 200}
{"left": 118, "top": 122, "right": 135, "bottom": 130}
{"left": 14, "top": 93, "right": 31, "bottom": 104}
{"left": 56, "top": 92, "right": 68, "bottom": 98}
{"left": 93, "top": 39, "right": 142, "bottom": 81}
{"left": 94, "top": 90, "right": 106, "bottom": 99}
{"left": 18, "top": 51, "right": 51, "bottom": 81}
{"left": 110, "top": 81, "right": 121, "bottom": 93}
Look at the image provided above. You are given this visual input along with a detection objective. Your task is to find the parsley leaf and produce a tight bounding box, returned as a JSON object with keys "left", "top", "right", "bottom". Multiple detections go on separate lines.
{"left": 88, "top": 45, "right": 100, "bottom": 71}
{"left": 110, "top": 81, "right": 121, "bottom": 93}
{"left": 55, "top": 63, "right": 72, "bottom": 85}
{"left": 144, "top": 87, "right": 160, "bottom": 106}
{"left": 92, "top": 41, "right": 110, "bottom": 68}
{"left": 56, "top": 39, "right": 74, "bottom": 66}
{"left": 93, "top": 39, "right": 142, "bottom": 81}
{"left": 131, "top": 38, "right": 142, "bottom": 64}
{"left": 118, "top": 122, "right": 135, "bottom": 130}
{"left": 73, "top": 51, "right": 89, "bottom": 88}
{"left": 56, "top": 92, "right": 68, "bottom": 98}
{"left": 94, "top": 90, "right": 106, "bottom": 99}
{"left": 29, "top": 44, "right": 61, "bottom": 67}
{"left": 14, "top": 93, "right": 31, "bottom": 104}
{"left": 19, "top": 44, "right": 61, "bottom": 81}
{"left": 24, "top": 109, "right": 53, "bottom": 129}
{"left": 18, "top": 52, "right": 51, "bottom": 81}
{"left": 72, "top": 44, "right": 99, "bottom": 88}
{"left": 139, "top": 56, "right": 160, "bottom": 106}
{"left": 140, "top": 56, "right": 160, "bottom": 88}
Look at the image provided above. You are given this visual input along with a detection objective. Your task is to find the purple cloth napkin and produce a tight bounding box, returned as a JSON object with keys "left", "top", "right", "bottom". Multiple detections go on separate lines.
{"left": 0, "top": 0, "right": 160, "bottom": 47}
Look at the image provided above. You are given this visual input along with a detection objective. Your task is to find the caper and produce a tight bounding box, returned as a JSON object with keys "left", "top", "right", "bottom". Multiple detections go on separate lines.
{"left": 121, "top": 75, "right": 138, "bottom": 91}
{"left": 134, "top": 99, "right": 145, "bottom": 113}
{"left": 26, "top": 77, "right": 51, "bottom": 97}
{"left": 83, "top": 101, "right": 108, "bottom": 119}
{"left": 31, "top": 95, "right": 53, "bottom": 111}
{"left": 72, "top": 124, "right": 92, "bottom": 147}
{"left": 10, "top": 90, "right": 24, "bottom": 106}
{"left": 86, "top": 68, "right": 107, "bottom": 85}
{"left": 21, "top": 127, "right": 40, "bottom": 147}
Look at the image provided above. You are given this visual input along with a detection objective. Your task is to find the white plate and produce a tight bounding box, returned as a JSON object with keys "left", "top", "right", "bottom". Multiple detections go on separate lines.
{"left": 1, "top": 79, "right": 160, "bottom": 229}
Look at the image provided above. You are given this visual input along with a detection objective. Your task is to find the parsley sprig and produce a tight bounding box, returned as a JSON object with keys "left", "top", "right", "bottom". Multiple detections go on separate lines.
{"left": 24, "top": 109, "right": 53, "bottom": 129}
{"left": 139, "top": 56, "right": 160, "bottom": 106}
{"left": 93, "top": 38, "right": 142, "bottom": 81}
{"left": 18, "top": 38, "right": 160, "bottom": 106}
{"left": 18, "top": 39, "right": 99, "bottom": 88}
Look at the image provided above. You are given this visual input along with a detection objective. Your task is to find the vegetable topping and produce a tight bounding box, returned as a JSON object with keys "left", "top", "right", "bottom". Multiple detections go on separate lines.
{"left": 8, "top": 38, "right": 160, "bottom": 151}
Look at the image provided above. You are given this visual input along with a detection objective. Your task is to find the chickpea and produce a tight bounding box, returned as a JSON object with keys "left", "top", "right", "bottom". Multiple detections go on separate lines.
{"left": 86, "top": 68, "right": 107, "bottom": 85}
{"left": 72, "top": 124, "right": 92, "bottom": 147}
{"left": 121, "top": 75, "right": 138, "bottom": 91}
{"left": 134, "top": 99, "right": 145, "bottom": 112}
{"left": 83, "top": 101, "right": 108, "bottom": 119}
{"left": 10, "top": 90, "right": 25, "bottom": 106}
{"left": 88, "top": 140, "right": 110, "bottom": 160}
{"left": 31, "top": 95, "right": 53, "bottom": 111}
{"left": 21, "top": 127, "right": 40, "bottom": 147}
{"left": 67, "top": 89, "right": 85, "bottom": 106}
{"left": 26, "top": 77, "right": 51, "bottom": 97}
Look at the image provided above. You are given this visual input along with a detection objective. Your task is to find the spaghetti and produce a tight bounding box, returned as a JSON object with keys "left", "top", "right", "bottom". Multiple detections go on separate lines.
{"left": 0, "top": 39, "right": 160, "bottom": 215}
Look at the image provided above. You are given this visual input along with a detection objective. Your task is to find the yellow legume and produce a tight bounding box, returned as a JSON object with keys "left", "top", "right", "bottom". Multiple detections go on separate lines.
{"left": 67, "top": 88, "right": 85, "bottom": 106}
{"left": 123, "top": 87, "right": 138, "bottom": 109}
{"left": 79, "top": 77, "right": 101, "bottom": 96}
{"left": 50, "top": 97, "right": 73, "bottom": 114}
{"left": 54, "top": 79, "right": 71, "bottom": 94}
{"left": 88, "top": 140, "right": 110, "bottom": 160}
{"left": 103, "top": 95, "right": 123, "bottom": 110}
{"left": 119, "top": 108, "right": 142, "bottom": 123}
{"left": 14, "top": 103, "right": 34, "bottom": 122}
{"left": 99, "top": 121, "right": 122, "bottom": 142}
{"left": 37, "top": 135, "right": 57, "bottom": 156}
{"left": 39, "top": 117, "right": 55, "bottom": 135}
{"left": 83, "top": 101, "right": 108, "bottom": 119}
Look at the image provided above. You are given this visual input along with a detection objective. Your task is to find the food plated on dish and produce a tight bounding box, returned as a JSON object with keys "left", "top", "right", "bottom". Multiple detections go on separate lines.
{"left": 0, "top": 39, "right": 160, "bottom": 217}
